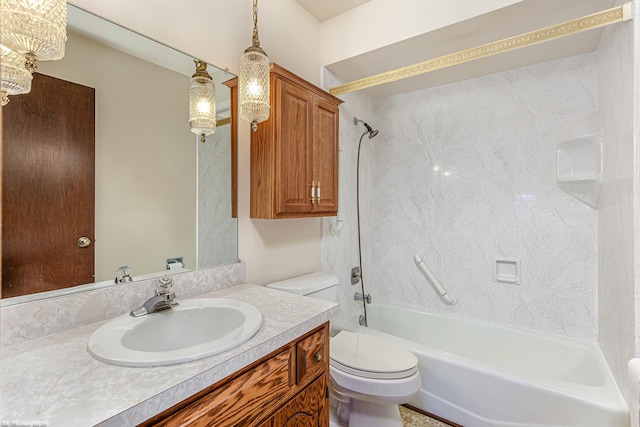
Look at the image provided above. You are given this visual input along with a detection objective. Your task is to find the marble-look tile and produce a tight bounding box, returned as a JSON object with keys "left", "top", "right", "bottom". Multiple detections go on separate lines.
{"left": 371, "top": 53, "right": 599, "bottom": 339}
{"left": 321, "top": 69, "right": 377, "bottom": 321}
{"left": 597, "top": 2, "right": 637, "bottom": 400}
{"left": 634, "top": 0, "right": 640, "bottom": 382}
{"left": 323, "top": 54, "right": 601, "bottom": 340}
{"left": 198, "top": 125, "right": 238, "bottom": 268}
{"left": 1, "top": 263, "right": 246, "bottom": 347}
{"left": 0, "top": 284, "right": 338, "bottom": 427}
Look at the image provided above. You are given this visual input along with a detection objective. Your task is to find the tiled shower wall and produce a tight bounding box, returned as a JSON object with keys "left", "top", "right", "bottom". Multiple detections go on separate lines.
{"left": 369, "top": 53, "right": 599, "bottom": 339}
{"left": 198, "top": 125, "right": 238, "bottom": 268}
{"left": 597, "top": 2, "right": 637, "bottom": 399}
{"left": 322, "top": 70, "right": 378, "bottom": 319}
{"left": 324, "top": 52, "right": 601, "bottom": 341}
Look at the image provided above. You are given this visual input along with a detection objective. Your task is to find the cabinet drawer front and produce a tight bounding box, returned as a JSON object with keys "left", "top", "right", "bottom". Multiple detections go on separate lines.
{"left": 156, "top": 348, "right": 293, "bottom": 427}
{"left": 296, "top": 328, "right": 326, "bottom": 385}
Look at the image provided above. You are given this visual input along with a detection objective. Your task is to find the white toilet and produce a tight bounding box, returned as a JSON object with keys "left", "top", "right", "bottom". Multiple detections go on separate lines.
{"left": 266, "top": 272, "right": 421, "bottom": 427}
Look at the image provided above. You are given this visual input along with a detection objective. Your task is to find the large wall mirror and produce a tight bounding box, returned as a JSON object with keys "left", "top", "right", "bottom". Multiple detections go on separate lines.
{"left": 1, "top": 5, "right": 238, "bottom": 305}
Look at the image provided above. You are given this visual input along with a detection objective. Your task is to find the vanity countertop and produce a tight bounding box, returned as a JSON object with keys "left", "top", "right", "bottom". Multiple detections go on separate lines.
{"left": 0, "top": 284, "right": 339, "bottom": 427}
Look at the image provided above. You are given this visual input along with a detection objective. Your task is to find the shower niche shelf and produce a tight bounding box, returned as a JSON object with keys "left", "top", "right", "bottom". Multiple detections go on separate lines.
{"left": 556, "top": 134, "right": 602, "bottom": 209}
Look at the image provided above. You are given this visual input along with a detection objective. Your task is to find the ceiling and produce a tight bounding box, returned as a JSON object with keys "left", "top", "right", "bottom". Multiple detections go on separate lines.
{"left": 298, "top": 0, "right": 621, "bottom": 98}
{"left": 294, "top": 0, "right": 373, "bottom": 22}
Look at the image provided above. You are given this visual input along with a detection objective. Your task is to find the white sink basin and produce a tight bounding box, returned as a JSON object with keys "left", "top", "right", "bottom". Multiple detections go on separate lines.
{"left": 87, "top": 298, "right": 262, "bottom": 367}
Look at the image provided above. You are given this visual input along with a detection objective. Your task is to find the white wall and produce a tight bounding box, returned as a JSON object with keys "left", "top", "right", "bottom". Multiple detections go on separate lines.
{"left": 320, "top": 0, "right": 521, "bottom": 66}
{"left": 39, "top": 31, "right": 197, "bottom": 281}
{"left": 69, "top": 0, "right": 325, "bottom": 285}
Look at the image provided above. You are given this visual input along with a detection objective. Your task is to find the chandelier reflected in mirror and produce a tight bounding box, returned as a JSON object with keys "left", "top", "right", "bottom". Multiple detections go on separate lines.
{"left": 1, "top": 44, "right": 32, "bottom": 106}
{"left": 1, "top": 0, "right": 68, "bottom": 105}
{"left": 189, "top": 60, "right": 216, "bottom": 143}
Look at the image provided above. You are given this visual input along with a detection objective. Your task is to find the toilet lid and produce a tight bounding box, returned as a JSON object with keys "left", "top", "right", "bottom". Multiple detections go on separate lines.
{"left": 330, "top": 331, "right": 418, "bottom": 379}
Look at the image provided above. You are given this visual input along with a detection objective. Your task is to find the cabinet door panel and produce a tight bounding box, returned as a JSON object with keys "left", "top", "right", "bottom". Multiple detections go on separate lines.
{"left": 312, "top": 99, "right": 339, "bottom": 213}
{"left": 275, "top": 78, "right": 313, "bottom": 215}
{"left": 273, "top": 375, "right": 327, "bottom": 427}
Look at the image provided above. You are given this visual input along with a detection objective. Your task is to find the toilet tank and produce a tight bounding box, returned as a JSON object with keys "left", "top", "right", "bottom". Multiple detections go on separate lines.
{"left": 266, "top": 272, "right": 338, "bottom": 302}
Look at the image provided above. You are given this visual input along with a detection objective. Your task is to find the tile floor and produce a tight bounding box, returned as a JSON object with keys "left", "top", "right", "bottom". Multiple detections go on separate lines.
{"left": 399, "top": 406, "right": 451, "bottom": 427}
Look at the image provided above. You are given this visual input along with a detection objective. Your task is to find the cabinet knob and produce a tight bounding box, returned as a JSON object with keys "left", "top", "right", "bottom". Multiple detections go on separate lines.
{"left": 314, "top": 352, "right": 322, "bottom": 362}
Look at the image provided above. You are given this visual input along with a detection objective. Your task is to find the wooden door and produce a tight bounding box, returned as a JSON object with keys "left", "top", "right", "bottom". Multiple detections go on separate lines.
{"left": 312, "top": 99, "right": 339, "bottom": 214}
{"left": 2, "top": 73, "right": 95, "bottom": 298}
{"left": 275, "top": 77, "right": 313, "bottom": 215}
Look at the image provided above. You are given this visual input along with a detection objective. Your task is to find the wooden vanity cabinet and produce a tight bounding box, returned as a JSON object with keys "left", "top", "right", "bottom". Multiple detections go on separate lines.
{"left": 251, "top": 63, "right": 343, "bottom": 219}
{"left": 141, "top": 323, "right": 329, "bottom": 427}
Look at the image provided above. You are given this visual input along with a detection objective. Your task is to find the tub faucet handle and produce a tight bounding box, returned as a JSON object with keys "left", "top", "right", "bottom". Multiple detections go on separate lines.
{"left": 351, "top": 266, "right": 361, "bottom": 285}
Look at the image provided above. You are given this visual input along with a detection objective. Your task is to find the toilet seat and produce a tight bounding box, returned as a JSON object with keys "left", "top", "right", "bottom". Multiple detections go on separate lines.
{"left": 330, "top": 331, "right": 418, "bottom": 379}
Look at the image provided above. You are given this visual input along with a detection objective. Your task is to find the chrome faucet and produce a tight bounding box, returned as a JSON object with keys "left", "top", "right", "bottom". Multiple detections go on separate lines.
{"left": 354, "top": 292, "right": 371, "bottom": 304}
{"left": 130, "top": 276, "right": 178, "bottom": 317}
{"left": 115, "top": 265, "right": 133, "bottom": 283}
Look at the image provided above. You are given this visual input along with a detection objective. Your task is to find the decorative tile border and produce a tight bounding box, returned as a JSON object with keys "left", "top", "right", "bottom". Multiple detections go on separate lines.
{"left": 329, "top": 3, "right": 632, "bottom": 96}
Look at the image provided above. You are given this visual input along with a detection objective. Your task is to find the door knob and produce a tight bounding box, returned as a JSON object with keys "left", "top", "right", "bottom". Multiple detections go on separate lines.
{"left": 78, "top": 237, "right": 91, "bottom": 248}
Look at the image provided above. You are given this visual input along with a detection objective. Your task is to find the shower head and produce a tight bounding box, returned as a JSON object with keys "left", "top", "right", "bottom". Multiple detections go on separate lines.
{"left": 353, "top": 117, "right": 379, "bottom": 139}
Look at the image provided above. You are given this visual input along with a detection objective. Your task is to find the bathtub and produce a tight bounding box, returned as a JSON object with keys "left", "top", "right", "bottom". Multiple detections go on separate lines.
{"left": 333, "top": 302, "right": 629, "bottom": 427}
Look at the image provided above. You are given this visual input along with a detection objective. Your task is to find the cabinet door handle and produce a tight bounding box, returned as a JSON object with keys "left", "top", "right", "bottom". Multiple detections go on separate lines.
{"left": 317, "top": 181, "right": 320, "bottom": 201}
{"left": 311, "top": 181, "right": 316, "bottom": 204}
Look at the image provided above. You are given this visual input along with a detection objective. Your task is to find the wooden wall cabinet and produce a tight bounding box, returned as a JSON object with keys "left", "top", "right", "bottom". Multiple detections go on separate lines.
{"left": 141, "top": 323, "right": 329, "bottom": 427}
{"left": 251, "top": 63, "right": 343, "bottom": 219}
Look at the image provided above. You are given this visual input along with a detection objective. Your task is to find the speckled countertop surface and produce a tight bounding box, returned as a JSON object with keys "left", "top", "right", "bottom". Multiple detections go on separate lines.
{"left": 0, "top": 284, "right": 338, "bottom": 427}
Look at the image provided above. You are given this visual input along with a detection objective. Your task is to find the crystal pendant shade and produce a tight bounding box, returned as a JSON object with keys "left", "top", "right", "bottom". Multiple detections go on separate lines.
{"left": 1, "top": 44, "right": 33, "bottom": 106}
{"left": 1, "top": 0, "right": 67, "bottom": 63}
{"left": 189, "top": 62, "right": 216, "bottom": 143}
{"left": 239, "top": 49, "right": 270, "bottom": 131}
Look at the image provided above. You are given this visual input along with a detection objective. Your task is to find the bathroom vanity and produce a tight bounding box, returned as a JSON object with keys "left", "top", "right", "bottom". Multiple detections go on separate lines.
{"left": 143, "top": 324, "right": 329, "bottom": 426}
{"left": 0, "top": 283, "right": 338, "bottom": 426}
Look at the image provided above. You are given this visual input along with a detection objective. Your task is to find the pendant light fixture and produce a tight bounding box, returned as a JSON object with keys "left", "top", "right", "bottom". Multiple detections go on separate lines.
{"left": 1, "top": 0, "right": 68, "bottom": 73}
{"left": 1, "top": 44, "right": 32, "bottom": 106}
{"left": 239, "top": 0, "right": 270, "bottom": 132}
{"left": 189, "top": 60, "right": 216, "bottom": 143}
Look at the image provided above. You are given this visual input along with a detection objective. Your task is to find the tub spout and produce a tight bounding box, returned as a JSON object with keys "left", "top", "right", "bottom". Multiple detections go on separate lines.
{"left": 354, "top": 292, "right": 371, "bottom": 304}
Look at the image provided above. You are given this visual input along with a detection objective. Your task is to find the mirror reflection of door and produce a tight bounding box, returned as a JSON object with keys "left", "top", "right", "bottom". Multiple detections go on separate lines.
{"left": 2, "top": 73, "right": 95, "bottom": 298}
